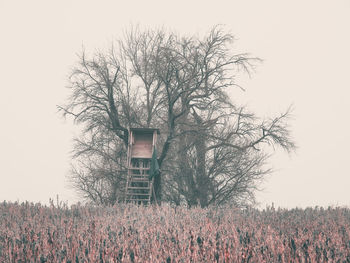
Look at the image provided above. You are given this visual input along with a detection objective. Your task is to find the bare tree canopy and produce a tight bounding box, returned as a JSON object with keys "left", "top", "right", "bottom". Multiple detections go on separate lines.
{"left": 58, "top": 25, "right": 295, "bottom": 207}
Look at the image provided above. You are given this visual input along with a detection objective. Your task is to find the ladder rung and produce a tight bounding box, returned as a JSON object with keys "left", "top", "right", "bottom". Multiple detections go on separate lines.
{"left": 127, "top": 188, "right": 151, "bottom": 194}
{"left": 127, "top": 187, "right": 150, "bottom": 190}
{"left": 126, "top": 199, "right": 150, "bottom": 202}
{"left": 130, "top": 178, "right": 149, "bottom": 183}
{"left": 126, "top": 193, "right": 150, "bottom": 196}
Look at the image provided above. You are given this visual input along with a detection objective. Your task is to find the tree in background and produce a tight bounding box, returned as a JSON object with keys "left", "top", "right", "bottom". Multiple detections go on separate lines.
{"left": 58, "top": 26, "right": 295, "bottom": 207}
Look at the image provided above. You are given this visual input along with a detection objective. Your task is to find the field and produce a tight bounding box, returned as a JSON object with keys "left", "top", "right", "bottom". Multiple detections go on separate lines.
{"left": 1, "top": 202, "right": 350, "bottom": 262}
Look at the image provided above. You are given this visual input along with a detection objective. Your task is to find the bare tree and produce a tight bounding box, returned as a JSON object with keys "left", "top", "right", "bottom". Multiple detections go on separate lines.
{"left": 163, "top": 106, "right": 294, "bottom": 207}
{"left": 58, "top": 47, "right": 133, "bottom": 205}
{"left": 58, "top": 25, "right": 295, "bottom": 207}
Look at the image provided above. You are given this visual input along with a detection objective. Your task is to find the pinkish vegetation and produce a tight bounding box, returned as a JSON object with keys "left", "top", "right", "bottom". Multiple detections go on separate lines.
{"left": 1, "top": 202, "right": 350, "bottom": 262}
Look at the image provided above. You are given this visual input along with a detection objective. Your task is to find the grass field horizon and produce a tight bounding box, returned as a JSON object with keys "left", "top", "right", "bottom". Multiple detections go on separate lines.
{"left": 1, "top": 201, "right": 350, "bottom": 262}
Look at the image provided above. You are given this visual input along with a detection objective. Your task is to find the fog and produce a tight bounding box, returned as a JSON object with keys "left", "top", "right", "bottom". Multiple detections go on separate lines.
{"left": 1, "top": 0, "right": 349, "bottom": 208}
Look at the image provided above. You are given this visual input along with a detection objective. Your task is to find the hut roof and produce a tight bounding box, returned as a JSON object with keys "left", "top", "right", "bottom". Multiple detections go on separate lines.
{"left": 129, "top": 127, "right": 160, "bottom": 134}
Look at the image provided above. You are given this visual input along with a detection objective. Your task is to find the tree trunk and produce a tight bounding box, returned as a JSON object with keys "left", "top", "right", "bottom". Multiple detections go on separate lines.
{"left": 192, "top": 110, "right": 210, "bottom": 207}
{"left": 195, "top": 133, "right": 209, "bottom": 207}
{"left": 153, "top": 171, "right": 162, "bottom": 205}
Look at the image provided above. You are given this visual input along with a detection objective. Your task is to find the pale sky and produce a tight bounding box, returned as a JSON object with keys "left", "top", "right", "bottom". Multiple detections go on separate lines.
{"left": 0, "top": 0, "right": 349, "bottom": 208}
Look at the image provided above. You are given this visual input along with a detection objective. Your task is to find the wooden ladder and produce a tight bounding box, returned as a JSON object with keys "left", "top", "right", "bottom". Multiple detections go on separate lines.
{"left": 125, "top": 166, "right": 153, "bottom": 205}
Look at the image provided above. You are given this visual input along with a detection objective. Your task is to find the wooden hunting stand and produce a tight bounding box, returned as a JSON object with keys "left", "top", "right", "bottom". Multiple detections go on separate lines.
{"left": 125, "top": 128, "right": 159, "bottom": 205}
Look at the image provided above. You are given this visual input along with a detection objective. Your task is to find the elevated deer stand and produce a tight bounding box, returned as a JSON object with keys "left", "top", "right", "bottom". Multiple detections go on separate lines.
{"left": 125, "top": 128, "right": 159, "bottom": 205}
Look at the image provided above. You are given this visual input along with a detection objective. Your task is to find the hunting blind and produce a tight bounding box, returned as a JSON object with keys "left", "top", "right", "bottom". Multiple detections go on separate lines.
{"left": 125, "top": 128, "right": 160, "bottom": 205}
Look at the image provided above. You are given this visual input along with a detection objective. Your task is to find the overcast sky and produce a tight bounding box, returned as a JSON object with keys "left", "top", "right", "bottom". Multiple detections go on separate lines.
{"left": 1, "top": 0, "right": 349, "bottom": 208}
